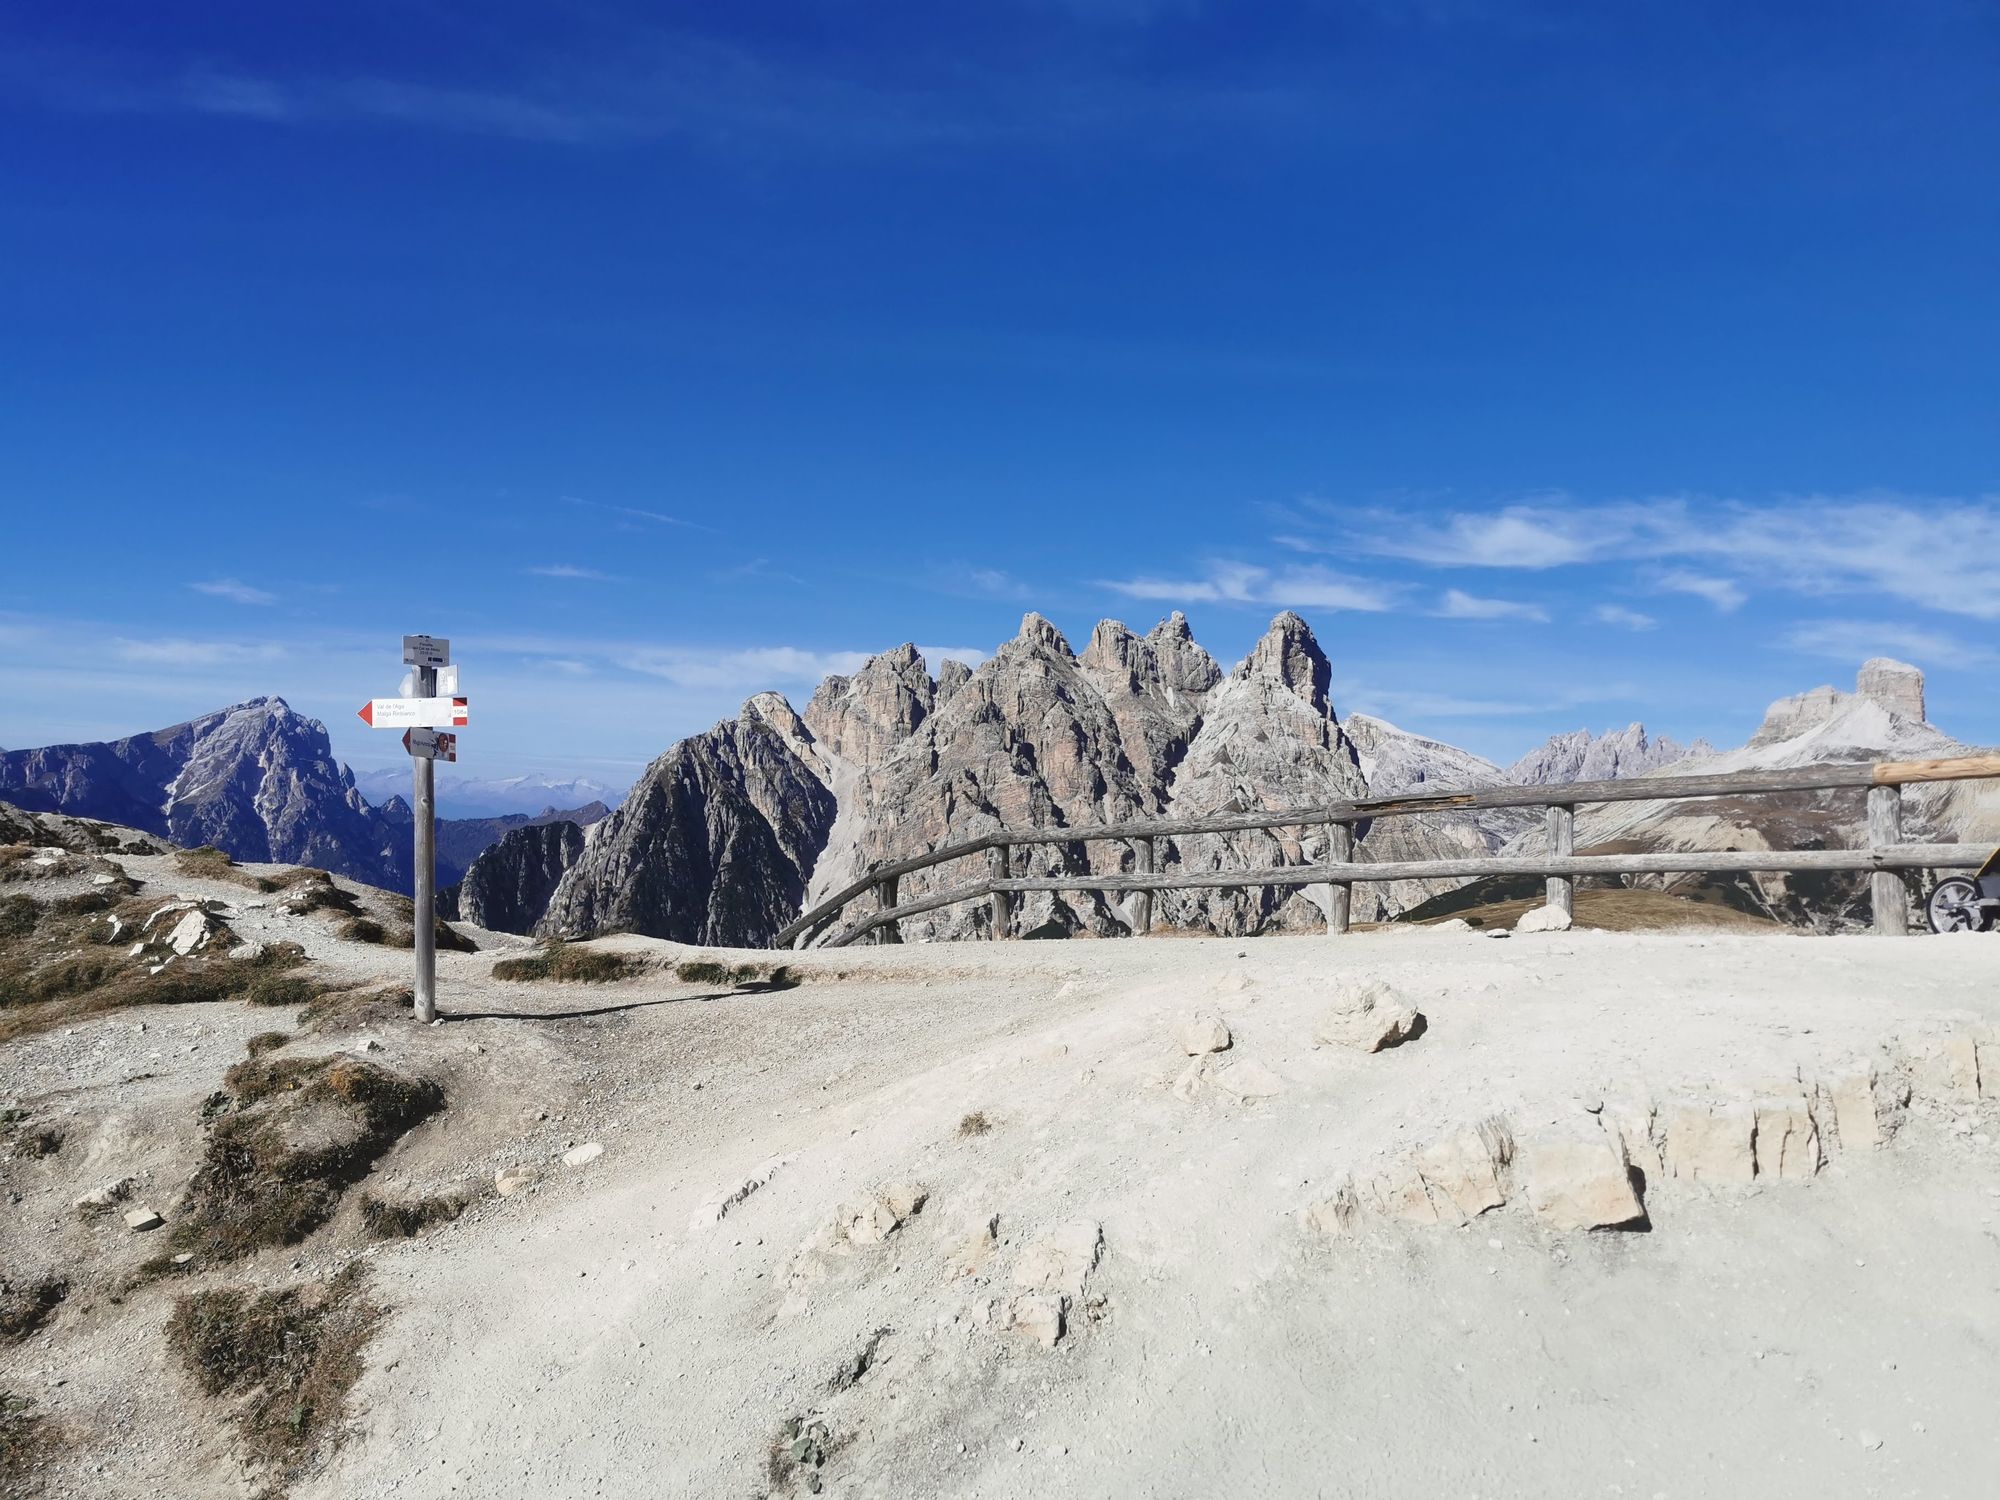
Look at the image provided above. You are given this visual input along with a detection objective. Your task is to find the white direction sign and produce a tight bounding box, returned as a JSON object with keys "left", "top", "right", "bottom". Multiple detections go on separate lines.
{"left": 403, "top": 634, "right": 451, "bottom": 668}
{"left": 357, "top": 697, "right": 469, "bottom": 728}
{"left": 403, "top": 728, "right": 458, "bottom": 762}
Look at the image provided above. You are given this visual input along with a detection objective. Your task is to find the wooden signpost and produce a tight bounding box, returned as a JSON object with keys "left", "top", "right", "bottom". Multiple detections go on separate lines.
{"left": 357, "top": 635, "right": 466, "bottom": 1023}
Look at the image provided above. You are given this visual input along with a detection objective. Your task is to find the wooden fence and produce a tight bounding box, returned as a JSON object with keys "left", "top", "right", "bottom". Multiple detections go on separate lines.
{"left": 772, "top": 755, "right": 2000, "bottom": 950}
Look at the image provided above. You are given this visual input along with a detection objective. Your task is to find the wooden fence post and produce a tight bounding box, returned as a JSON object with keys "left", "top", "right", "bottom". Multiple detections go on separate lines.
{"left": 1867, "top": 784, "right": 1909, "bottom": 935}
{"left": 1132, "top": 837, "right": 1154, "bottom": 935}
{"left": 1324, "top": 821, "right": 1352, "bottom": 935}
{"left": 988, "top": 844, "right": 1011, "bottom": 939}
{"left": 877, "top": 874, "right": 901, "bottom": 944}
{"left": 1546, "top": 805, "right": 1575, "bottom": 918}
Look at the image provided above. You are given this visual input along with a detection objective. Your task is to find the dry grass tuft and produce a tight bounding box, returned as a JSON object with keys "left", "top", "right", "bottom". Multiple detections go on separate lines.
{"left": 172, "top": 1052, "right": 445, "bottom": 1262}
{"left": 492, "top": 940, "right": 639, "bottom": 984}
{"left": 956, "top": 1111, "right": 992, "bottom": 1138}
{"left": 0, "top": 1277, "right": 68, "bottom": 1343}
{"left": 0, "top": 1389, "right": 58, "bottom": 1497}
{"left": 164, "top": 1264, "right": 381, "bottom": 1481}
{"left": 358, "top": 1190, "right": 470, "bottom": 1240}
{"left": 675, "top": 959, "right": 800, "bottom": 990}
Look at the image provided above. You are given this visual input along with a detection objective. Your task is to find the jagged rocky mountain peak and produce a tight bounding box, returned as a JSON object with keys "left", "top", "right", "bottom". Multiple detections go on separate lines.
{"left": 1237, "top": 611, "right": 1333, "bottom": 714}
{"left": 1014, "top": 611, "right": 1074, "bottom": 656}
{"left": 800, "top": 645, "right": 932, "bottom": 770}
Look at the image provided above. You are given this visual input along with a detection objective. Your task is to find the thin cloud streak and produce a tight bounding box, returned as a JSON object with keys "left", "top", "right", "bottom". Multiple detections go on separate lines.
{"left": 190, "top": 578, "right": 277, "bottom": 606}
{"left": 1099, "top": 561, "right": 1399, "bottom": 613}
{"left": 1434, "top": 588, "right": 1548, "bottom": 622}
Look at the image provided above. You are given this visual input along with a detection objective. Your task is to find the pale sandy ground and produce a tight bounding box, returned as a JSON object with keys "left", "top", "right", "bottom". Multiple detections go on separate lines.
{"left": 5, "top": 854, "right": 2000, "bottom": 1499}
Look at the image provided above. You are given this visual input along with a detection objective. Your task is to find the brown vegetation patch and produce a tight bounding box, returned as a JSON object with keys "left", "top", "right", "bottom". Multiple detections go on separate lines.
{"left": 492, "top": 940, "right": 640, "bottom": 984}
{"left": 298, "top": 985, "right": 413, "bottom": 1034}
{"left": 359, "top": 1189, "right": 470, "bottom": 1239}
{"left": 0, "top": 889, "right": 322, "bottom": 1040}
{"left": 1399, "top": 880, "right": 1785, "bottom": 933}
{"left": 172, "top": 1053, "right": 445, "bottom": 1261}
{"left": 164, "top": 1263, "right": 381, "bottom": 1482}
{"left": 0, "top": 1390, "right": 58, "bottom": 1498}
{"left": 675, "top": 958, "right": 799, "bottom": 990}
{"left": 957, "top": 1111, "right": 992, "bottom": 1138}
{"left": 0, "top": 1276, "right": 68, "bottom": 1343}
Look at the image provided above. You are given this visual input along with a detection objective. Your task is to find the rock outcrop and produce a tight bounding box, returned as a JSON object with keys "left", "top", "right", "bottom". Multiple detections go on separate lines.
{"left": 1506, "top": 723, "right": 1708, "bottom": 785}
{"left": 537, "top": 696, "right": 837, "bottom": 947}
{"left": 457, "top": 820, "right": 588, "bottom": 935}
{"left": 0, "top": 698, "right": 409, "bottom": 890}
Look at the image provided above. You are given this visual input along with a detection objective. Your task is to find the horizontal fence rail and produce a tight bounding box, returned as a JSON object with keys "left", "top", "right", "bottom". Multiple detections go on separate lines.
{"left": 773, "top": 754, "right": 2000, "bottom": 950}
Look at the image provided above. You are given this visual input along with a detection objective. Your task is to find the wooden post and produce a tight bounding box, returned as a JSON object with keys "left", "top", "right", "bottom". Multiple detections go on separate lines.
{"left": 988, "top": 844, "right": 1011, "bottom": 939}
{"left": 411, "top": 660, "right": 438, "bottom": 1023}
{"left": 1131, "top": 837, "right": 1154, "bottom": 935}
{"left": 877, "top": 874, "right": 901, "bottom": 944}
{"left": 1867, "top": 784, "right": 1908, "bottom": 935}
{"left": 1545, "top": 804, "right": 1575, "bottom": 919}
{"left": 1324, "top": 821, "right": 1352, "bottom": 935}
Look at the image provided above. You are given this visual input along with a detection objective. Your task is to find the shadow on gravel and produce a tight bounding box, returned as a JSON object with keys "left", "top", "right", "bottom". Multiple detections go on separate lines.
{"left": 443, "top": 979, "right": 797, "bottom": 1023}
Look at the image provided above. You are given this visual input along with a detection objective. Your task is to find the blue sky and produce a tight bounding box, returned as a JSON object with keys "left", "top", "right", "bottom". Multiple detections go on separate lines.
{"left": 2, "top": 1, "right": 1996, "bottom": 788}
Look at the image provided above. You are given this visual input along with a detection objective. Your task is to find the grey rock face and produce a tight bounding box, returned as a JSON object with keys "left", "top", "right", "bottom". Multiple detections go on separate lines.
{"left": 1857, "top": 657, "right": 1926, "bottom": 724}
{"left": 0, "top": 698, "right": 408, "bottom": 890}
{"left": 1154, "top": 614, "right": 1365, "bottom": 934}
{"left": 458, "top": 820, "right": 587, "bottom": 935}
{"left": 538, "top": 697, "right": 837, "bottom": 947}
{"left": 434, "top": 802, "right": 609, "bottom": 890}
{"left": 803, "top": 644, "right": 934, "bottom": 771}
{"left": 1506, "top": 723, "right": 1707, "bottom": 784}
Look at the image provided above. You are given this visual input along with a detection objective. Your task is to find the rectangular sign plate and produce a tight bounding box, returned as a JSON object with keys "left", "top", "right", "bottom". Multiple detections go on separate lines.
{"left": 403, "top": 728, "right": 458, "bottom": 762}
{"left": 436, "top": 663, "right": 460, "bottom": 696}
{"left": 359, "top": 697, "right": 469, "bottom": 728}
{"left": 402, "top": 634, "right": 451, "bottom": 668}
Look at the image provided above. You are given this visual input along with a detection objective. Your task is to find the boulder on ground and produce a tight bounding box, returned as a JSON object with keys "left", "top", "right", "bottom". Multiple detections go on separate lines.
{"left": 1009, "top": 1292, "right": 1066, "bottom": 1350}
{"left": 165, "top": 909, "right": 219, "bottom": 956}
{"left": 1520, "top": 1125, "right": 1645, "bottom": 1230}
{"left": 562, "top": 1141, "right": 604, "bottom": 1168}
{"left": 1313, "top": 979, "right": 1423, "bottom": 1053}
{"left": 1752, "top": 1095, "right": 1820, "bottom": 1180}
{"left": 842, "top": 1182, "right": 929, "bottom": 1246}
{"left": 1013, "top": 1220, "right": 1103, "bottom": 1299}
{"left": 1173, "top": 1013, "right": 1232, "bottom": 1055}
{"left": 1514, "top": 905, "right": 1573, "bottom": 934}
{"left": 1902, "top": 1035, "right": 1980, "bottom": 1107}
{"left": 1215, "top": 1059, "right": 1284, "bottom": 1100}
{"left": 1664, "top": 1102, "right": 1757, "bottom": 1184}
{"left": 1416, "top": 1117, "right": 1514, "bottom": 1219}
{"left": 123, "top": 1206, "right": 164, "bottom": 1231}
{"left": 495, "top": 1165, "right": 539, "bottom": 1197}
{"left": 1823, "top": 1066, "right": 1906, "bottom": 1152}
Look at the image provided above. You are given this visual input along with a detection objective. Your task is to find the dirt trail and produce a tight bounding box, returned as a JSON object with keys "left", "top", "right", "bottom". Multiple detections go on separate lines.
{"left": 6, "top": 863, "right": 1999, "bottom": 1498}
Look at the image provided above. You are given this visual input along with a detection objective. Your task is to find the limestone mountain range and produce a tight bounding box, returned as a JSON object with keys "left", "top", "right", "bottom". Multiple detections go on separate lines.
{"left": 503, "top": 613, "right": 1987, "bottom": 946}
{"left": 4, "top": 621, "right": 1985, "bottom": 947}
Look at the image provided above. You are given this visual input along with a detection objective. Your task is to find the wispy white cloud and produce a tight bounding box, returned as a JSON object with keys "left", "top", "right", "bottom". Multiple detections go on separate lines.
{"left": 1289, "top": 493, "right": 2000, "bottom": 620}
{"left": 1099, "top": 561, "right": 1398, "bottom": 613}
{"left": 1652, "top": 569, "right": 1745, "bottom": 613}
{"left": 1782, "top": 619, "right": 1986, "bottom": 665}
{"left": 525, "top": 564, "right": 618, "bottom": 581}
{"left": 113, "top": 638, "right": 286, "bottom": 667}
{"left": 1434, "top": 588, "right": 1548, "bottom": 623}
{"left": 617, "top": 645, "right": 873, "bottom": 691}
{"left": 190, "top": 578, "right": 277, "bottom": 606}
{"left": 1592, "top": 604, "right": 1657, "bottom": 631}
{"left": 565, "top": 496, "right": 719, "bottom": 534}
